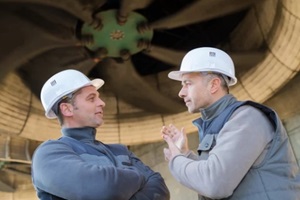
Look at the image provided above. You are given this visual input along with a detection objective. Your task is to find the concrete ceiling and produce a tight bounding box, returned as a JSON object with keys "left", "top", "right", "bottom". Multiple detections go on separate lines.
{"left": 0, "top": 0, "right": 300, "bottom": 193}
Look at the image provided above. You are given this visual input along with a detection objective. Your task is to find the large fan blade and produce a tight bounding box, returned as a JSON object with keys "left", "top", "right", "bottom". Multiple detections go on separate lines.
{"left": 2, "top": 168, "right": 31, "bottom": 178}
{"left": 150, "top": 0, "right": 259, "bottom": 30}
{"left": 0, "top": 4, "right": 81, "bottom": 81}
{"left": 229, "top": 50, "right": 266, "bottom": 73}
{"left": 95, "top": 58, "right": 185, "bottom": 114}
{"left": 117, "top": 0, "right": 153, "bottom": 24}
{"left": 145, "top": 46, "right": 265, "bottom": 72}
{"left": 0, "top": 179, "right": 14, "bottom": 192}
{"left": 143, "top": 45, "right": 186, "bottom": 66}
{"left": 0, "top": 0, "right": 106, "bottom": 26}
{"left": 144, "top": 46, "right": 265, "bottom": 71}
{"left": 4, "top": 163, "right": 31, "bottom": 168}
{"left": 19, "top": 46, "right": 96, "bottom": 97}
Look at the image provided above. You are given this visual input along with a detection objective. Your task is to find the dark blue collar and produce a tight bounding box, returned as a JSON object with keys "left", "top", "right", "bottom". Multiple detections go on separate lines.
{"left": 61, "top": 127, "right": 96, "bottom": 143}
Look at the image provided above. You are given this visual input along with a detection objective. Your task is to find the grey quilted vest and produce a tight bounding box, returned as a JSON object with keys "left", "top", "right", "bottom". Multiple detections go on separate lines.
{"left": 193, "top": 101, "right": 300, "bottom": 200}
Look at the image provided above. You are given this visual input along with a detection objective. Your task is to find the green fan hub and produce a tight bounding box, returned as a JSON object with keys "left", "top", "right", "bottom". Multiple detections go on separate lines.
{"left": 81, "top": 9, "right": 153, "bottom": 57}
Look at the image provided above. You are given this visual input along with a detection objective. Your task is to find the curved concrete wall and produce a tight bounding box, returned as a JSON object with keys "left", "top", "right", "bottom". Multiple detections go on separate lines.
{"left": 2, "top": 0, "right": 300, "bottom": 146}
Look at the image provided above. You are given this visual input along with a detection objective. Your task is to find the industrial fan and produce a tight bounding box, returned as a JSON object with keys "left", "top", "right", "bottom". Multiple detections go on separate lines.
{"left": 0, "top": 0, "right": 265, "bottom": 114}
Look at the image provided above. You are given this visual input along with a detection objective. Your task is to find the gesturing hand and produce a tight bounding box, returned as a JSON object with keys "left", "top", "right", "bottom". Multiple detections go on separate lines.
{"left": 161, "top": 124, "right": 189, "bottom": 161}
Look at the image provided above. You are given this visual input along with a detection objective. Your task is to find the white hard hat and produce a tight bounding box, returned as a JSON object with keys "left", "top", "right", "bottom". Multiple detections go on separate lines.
{"left": 168, "top": 47, "right": 237, "bottom": 86}
{"left": 40, "top": 69, "right": 104, "bottom": 119}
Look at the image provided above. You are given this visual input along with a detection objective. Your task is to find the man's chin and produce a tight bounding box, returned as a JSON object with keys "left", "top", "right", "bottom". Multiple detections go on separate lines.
{"left": 188, "top": 108, "right": 198, "bottom": 114}
{"left": 97, "top": 120, "right": 104, "bottom": 127}
{"left": 92, "top": 120, "right": 103, "bottom": 128}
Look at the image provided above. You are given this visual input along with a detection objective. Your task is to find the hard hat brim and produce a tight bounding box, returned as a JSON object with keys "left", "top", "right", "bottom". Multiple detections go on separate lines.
{"left": 168, "top": 70, "right": 194, "bottom": 81}
{"left": 91, "top": 78, "right": 105, "bottom": 90}
{"left": 168, "top": 70, "right": 237, "bottom": 86}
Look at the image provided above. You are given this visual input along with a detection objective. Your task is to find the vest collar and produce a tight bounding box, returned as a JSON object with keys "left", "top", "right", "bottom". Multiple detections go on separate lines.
{"left": 199, "top": 94, "right": 237, "bottom": 120}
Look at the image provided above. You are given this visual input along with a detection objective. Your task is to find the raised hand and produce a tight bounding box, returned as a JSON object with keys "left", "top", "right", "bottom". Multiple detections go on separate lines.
{"left": 161, "top": 124, "right": 189, "bottom": 161}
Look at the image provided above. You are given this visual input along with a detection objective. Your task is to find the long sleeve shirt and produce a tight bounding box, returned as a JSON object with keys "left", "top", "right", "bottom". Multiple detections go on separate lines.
{"left": 32, "top": 127, "right": 170, "bottom": 200}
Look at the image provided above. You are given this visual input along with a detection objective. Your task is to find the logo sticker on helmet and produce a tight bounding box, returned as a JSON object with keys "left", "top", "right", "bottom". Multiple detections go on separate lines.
{"left": 50, "top": 80, "right": 57, "bottom": 86}
{"left": 209, "top": 52, "right": 216, "bottom": 57}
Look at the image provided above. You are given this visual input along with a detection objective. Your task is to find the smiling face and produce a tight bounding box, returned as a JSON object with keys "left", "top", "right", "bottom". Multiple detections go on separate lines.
{"left": 60, "top": 85, "right": 106, "bottom": 128}
{"left": 178, "top": 72, "right": 215, "bottom": 113}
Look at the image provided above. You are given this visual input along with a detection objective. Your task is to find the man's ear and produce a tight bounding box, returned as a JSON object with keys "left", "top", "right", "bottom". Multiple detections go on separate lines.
{"left": 210, "top": 77, "right": 221, "bottom": 94}
{"left": 60, "top": 103, "right": 73, "bottom": 117}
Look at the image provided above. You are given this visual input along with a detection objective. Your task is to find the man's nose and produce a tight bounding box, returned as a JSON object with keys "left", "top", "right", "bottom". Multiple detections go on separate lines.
{"left": 98, "top": 98, "right": 106, "bottom": 107}
{"left": 178, "top": 87, "right": 186, "bottom": 98}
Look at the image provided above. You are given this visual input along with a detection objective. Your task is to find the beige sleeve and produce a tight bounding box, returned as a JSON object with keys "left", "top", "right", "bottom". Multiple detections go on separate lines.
{"left": 169, "top": 105, "right": 273, "bottom": 199}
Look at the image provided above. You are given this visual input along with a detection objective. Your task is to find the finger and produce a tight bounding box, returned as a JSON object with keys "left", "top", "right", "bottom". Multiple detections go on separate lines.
{"left": 161, "top": 133, "right": 171, "bottom": 140}
{"left": 169, "top": 124, "right": 176, "bottom": 131}
{"left": 161, "top": 126, "right": 172, "bottom": 133}
{"left": 162, "top": 129, "right": 174, "bottom": 138}
{"left": 181, "top": 127, "right": 188, "bottom": 139}
{"left": 162, "top": 133, "right": 171, "bottom": 141}
{"left": 160, "top": 126, "right": 167, "bottom": 133}
{"left": 169, "top": 124, "right": 179, "bottom": 134}
{"left": 175, "top": 136, "right": 183, "bottom": 149}
{"left": 164, "top": 134, "right": 178, "bottom": 149}
{"left": 161, "top": 131, "right": 171, "bottom": 137}
{"left": 180, "top": 127, "right": 184, "bottom": 135}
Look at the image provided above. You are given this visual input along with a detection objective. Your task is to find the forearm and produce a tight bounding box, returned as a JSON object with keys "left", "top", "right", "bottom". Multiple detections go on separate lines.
{"left": 131, "top": 173, "right": 170, "bottom": 200}
{"left": 129, "top": 153, "right": 170, "bottom": 199}
{"left": 170, "top": 154, "right": 234, "bottom": 198}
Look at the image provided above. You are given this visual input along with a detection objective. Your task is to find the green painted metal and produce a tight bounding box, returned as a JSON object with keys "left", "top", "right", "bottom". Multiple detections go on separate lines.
{"left": 0, "top": 161, "right": 4, "bottom": 169}
{"left": 81, "top": 9, "right": 153, "bottom": 57}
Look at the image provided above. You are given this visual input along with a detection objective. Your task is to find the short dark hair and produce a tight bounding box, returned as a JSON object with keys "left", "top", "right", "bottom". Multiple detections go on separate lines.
{"left": 53, "top": 89, "right": 81, "bottom": 125}
{"left": 202, "top": 72, "right": 229, "bottom": 93}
